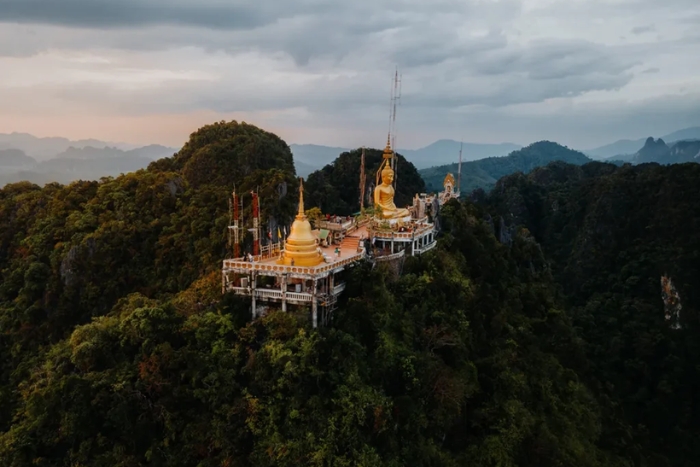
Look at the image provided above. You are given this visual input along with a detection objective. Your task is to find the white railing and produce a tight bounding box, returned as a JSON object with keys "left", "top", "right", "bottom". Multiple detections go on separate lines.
{"left": 285, "top": 292, "right": 313, "bottom": 302}
{"left": 225, "top": 286, "right": 314, "bottom": 303}
{"left": 416, "top": 241, "right": 437, "bottom": 255}
{"left": 223, "top": 251, "right": 365, "bottom": 276}
{"left": 255, "top": 289, "right": 283, "bottom": 300}
{"left": 229, "top": 242, "right": 282, "bottom": 263}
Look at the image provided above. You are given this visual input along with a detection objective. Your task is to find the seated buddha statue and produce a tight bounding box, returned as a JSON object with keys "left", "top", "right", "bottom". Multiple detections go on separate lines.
{"left": 374, "top": 164, "right": 410, "bottom": 219}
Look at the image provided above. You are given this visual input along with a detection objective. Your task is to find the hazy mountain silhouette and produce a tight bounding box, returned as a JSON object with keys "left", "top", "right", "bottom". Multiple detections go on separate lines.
{"left": 0, "top": 142, "right": 177, "bottom": 187}
{"left": 624, "top": 137, "right": 700, "bottom": 164}
{"left": 420, "top": 141, "right": 591, "bottom": 194}
{"left": 585, "top": 126, "right": 700, "bottom": 159}
{"left": 290, "top": 140, "right": 521, "bottom": 174}
{"left": 0, "top": 132, "right": 142, "bottom": 160}
{"left": 53, "top": 145, "right": 175, "bottom": 160}
{"left": 0, "top": 149, "right": 37, "bottom": 169}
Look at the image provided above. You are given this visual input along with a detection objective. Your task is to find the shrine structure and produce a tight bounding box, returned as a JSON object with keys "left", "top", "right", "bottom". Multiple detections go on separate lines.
{"left": 438, "top": 173, "right": 460, "bottom": 204}
{"left": 221, "top": 136, "right": 438, "bottom": 327}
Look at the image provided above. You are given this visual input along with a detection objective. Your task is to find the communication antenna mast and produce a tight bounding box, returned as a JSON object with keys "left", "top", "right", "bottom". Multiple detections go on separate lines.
{"left": 359, "top": 147, "right": 366, "bottom": 211}
{"left": 458, "top": 140, "right": 463, "bottom": 196}
{"left": 389, "top": 69, "right": 402, "bottom": 188}
{"left": 228, "top": 187, "right": 241, "bottom": 258}
{"left": 251, "top": 190, "right": 260, "bottom": 257}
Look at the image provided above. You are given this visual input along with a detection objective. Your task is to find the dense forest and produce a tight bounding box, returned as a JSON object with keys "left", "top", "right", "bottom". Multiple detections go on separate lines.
{"left": 480, "top": 160, "right": 700, "bottom": 466}
{"left": 0, "top": 121, "right": 698, "bottom": 466}
{"left": 420, "top": 141, "right": 592, "bottom": 195}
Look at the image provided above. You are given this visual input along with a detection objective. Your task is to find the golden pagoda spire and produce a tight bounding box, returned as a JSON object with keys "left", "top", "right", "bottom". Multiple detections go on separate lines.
{"left": 277, "top": 177, "right": 323, "bottom": 267}
{"left": 297, "top": 177, "right": 305, "bottom": 218}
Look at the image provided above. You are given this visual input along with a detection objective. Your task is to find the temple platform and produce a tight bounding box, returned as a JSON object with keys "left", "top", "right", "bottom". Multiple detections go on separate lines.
{"left": 222, "top": 132, "right": 440, "bottom": 328}
{"left": 222, "top": 226, "right": 368, "bottom": 327}
{"left": 223, "top": 225, "right": 367, "bottom": 279}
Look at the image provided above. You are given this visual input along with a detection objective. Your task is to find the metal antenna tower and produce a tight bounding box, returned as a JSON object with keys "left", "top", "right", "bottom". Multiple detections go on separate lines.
{"left": 389, "top": 69, "right": 402, "bottom": 187}
{"left": 359, "top": 147, "right": 366, "bottom": 211}
{"left": 458, "top": 140, "right": 463, "bottom": 195}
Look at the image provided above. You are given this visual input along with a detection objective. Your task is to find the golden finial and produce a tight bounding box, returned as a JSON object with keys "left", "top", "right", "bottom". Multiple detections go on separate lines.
{"left": 297, "top": 177, "right": 305, "bottom": 217}
{"left": 383, "top": 133, "right": 393, "bottom": 159}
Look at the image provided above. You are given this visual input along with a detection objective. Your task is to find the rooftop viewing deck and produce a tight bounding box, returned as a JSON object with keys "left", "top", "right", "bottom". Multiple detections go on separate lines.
{"left": 223, "top": 226, "right": 368, "bottom": 277}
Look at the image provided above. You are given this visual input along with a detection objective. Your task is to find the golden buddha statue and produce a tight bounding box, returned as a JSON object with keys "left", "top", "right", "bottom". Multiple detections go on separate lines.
{"left": 277, "top": 178, "right": 324, "bottom": 267}
{"left": 374, "top": 162, "right": 410, "bottom": 219}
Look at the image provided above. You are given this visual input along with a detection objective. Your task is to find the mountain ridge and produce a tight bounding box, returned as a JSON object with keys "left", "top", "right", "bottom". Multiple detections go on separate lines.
{"left": 630, "top": 137, "right": 700, "bottom": 164}
{"left": 584, "top": 126, "right": 700, "bottom": 159}
{"left": 0, "top": 132, "right": 145, "bottom": 160}
{"left": 0, "top": 145, "right": 178, "bottom": 187}
{"left": 419, "top": 141, "right": 592, "bottom": 194}
{"left": 290, "top": 140, "right": 521, "bottom": 175}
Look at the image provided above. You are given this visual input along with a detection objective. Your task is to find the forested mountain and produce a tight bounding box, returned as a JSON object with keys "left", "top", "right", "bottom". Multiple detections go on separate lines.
{"left": 479, "top": 160, "right": 700, "bottom": 466}
{"left": 401, "top": 140, "right": 521, "bottom": 169}
{"left": 420, "top": 141, "right": 591, "bottom": 194}
{"left": 304, "top": 147, "right": 426, "bottom": 215}
{"left": 0, "top": 121, "right": 698, "bottom": 466}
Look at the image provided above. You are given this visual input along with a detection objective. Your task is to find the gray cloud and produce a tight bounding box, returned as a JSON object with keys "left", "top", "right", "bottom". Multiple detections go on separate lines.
{"left": 33, "top": 38, "right": 638, "bottom": 115}
{"left": 0, "top": 0, "right": 698, "bottom": 149}
{"left": 0, "top": 0, "right": 521, "bottom": 66}
{"left": 632, "top": 25, "right": 656, "bottom": 35}
{"left": 0, "top": 0, "right": 283, "bottom": 29}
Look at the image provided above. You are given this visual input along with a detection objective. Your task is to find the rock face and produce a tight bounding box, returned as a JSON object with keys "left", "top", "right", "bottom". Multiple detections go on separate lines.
{"left": 374, "top": 252, "right": 405, "bottom": 280}
{"left": 633, "top": 137, "right": 700, "bottom": 164}
{"left": 634, "top": 137, "right": 670, "bottom": 164}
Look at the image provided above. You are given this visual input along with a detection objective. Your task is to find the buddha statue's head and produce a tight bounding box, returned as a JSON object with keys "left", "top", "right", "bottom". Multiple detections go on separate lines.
{"left": 381, "top": 164, "right": 394, "bottom": 185}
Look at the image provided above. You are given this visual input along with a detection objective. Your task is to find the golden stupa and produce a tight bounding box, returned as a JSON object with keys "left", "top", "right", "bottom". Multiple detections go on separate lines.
{"left": 277, "top": 178, "right": 324, "bottom": 267}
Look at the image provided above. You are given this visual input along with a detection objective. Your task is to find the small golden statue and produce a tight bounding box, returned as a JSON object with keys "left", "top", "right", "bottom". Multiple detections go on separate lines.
{"left": 374, "top": 162, "right": 410, "bottom": 219}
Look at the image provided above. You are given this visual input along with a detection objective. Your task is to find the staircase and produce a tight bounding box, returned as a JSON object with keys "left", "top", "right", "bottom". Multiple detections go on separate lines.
{"left": 341, "top": 236, "right": 361, "bottom": 253}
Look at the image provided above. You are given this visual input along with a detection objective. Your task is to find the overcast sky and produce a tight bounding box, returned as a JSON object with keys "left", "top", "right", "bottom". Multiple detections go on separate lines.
{"left": 1, "top": 0, "right": 699, "bottom": 150}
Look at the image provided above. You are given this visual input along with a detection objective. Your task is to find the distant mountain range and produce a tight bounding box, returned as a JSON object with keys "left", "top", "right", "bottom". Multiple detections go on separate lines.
{"left": 3, "top": 125, "right": 699, "bottom": 187}
{"left": 290, "top": 140, "right": 521, "bottom": 176}
{"left": 419, "top": 141, "right": 593, "bottom": 194}
{"left": 617, "top": 137, "right": 700, "bottom": 165}
{"left": 418, "top": 130, "right": 700, "bottom": 196}
{"left": 0, "top": 132, "right": 145, "bottom": 161}
{"left": 583, "top": 126, "right": 700, "bottom": 160}
{"left": 290, "top": 144, "right": 351, "bottom": 177}
{"left": 292, "top": 127, "right": 700, "bottom": 176}
{"left": 0, "top": 142, "right": 177, "bottom": 186}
